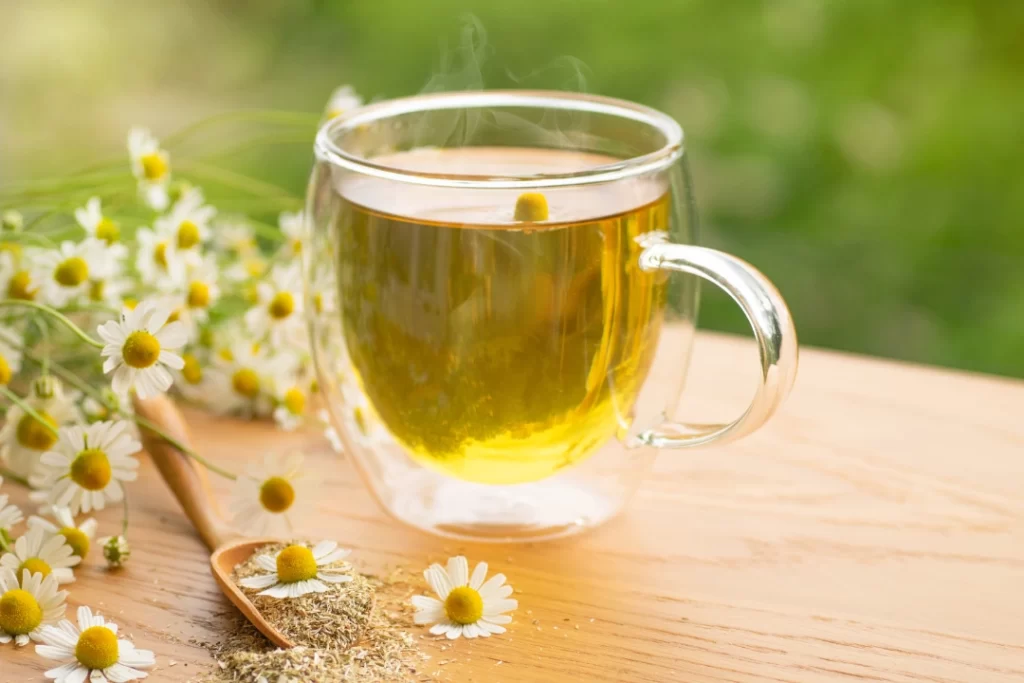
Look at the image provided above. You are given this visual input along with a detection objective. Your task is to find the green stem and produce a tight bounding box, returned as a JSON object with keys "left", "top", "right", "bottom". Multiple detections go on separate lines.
{"left": 121, "top": 490, "right": 130, "bottom": 535}
{"left": 0, "top": 467, "right": 29, "bottom": 487}
{"left": 0, "top": 385, "right": 59, "bottom": 437}
{"left": 131, "top": 413, "right": 237, "bottom": 481}
{"left": 0, "top": 300, "right": 104, "bottom": 348}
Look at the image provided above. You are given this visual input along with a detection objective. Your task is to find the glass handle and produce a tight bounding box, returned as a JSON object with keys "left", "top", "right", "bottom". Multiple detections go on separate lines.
{"left": 638, "top": 243, "right": 798, "bottom": 448}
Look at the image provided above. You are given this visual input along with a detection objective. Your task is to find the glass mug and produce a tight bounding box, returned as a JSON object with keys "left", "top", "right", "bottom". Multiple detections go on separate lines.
{"left": 304, "top": 91, "right": 797, "bottom": 542}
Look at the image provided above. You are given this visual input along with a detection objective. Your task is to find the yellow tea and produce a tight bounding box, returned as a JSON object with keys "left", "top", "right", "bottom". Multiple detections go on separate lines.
{"left": 334, "top": 147, "right": 670, "bottom": 484}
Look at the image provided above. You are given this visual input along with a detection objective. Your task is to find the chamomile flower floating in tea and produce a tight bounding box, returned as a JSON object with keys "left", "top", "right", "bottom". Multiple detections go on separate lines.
{"left": 0, "top": 527, "right": 79, "bottom": 585}
{"left": 0, "top": 569, "right": 68, "bottom": 646}
{"left": 127, "top": 127, "right": 171, "bottom": 211}
{"left": 35, "top": 606, "right": 155, "bottom": 682}
{"left": 245, "top": 263, "right": 306, "bottom": 348}
{"left": 239, "top": 540, "right": 352, "bottom": 598}
{"left": 98, "top": 299, "right": 188, "bottom": 398}
{"left": 27, "top": 508, "right": 98, "bottom": 560}
{"left": 0, "top": 380, "right": 79, "bottom": 480}
{"left": 30, "top": 421, "right": 142, "bottom": 516}
{"left": 74, "top": 197, "right": 120, "bottom": 244}
{"left": 228, "top": 453, "right": 312, "bottom": 537}
{"left": 412, "top": 556, "right": 517, "bottom": 639}
{"left": 513, "top": 191, "right": 549, "bottom": 222}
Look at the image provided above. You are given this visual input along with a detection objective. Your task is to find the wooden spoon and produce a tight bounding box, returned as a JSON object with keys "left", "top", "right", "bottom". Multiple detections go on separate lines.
{"left": 132, "top": 395, "right": 295, "bottom": 649}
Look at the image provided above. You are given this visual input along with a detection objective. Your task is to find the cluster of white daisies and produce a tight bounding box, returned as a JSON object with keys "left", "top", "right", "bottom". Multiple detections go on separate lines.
{"left": 0, "top": 85, "right": 365, "bottom": 682}
{"left": 241, "top": 541, "right": 518, "bottom": 640}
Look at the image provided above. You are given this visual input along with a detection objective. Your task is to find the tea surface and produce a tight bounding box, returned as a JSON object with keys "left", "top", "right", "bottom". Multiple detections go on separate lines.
{"left": 335, "top": 147, "right": 669, "bottom": 484}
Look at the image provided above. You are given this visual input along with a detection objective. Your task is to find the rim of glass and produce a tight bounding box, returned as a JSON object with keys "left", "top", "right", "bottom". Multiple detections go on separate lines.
{"left": 314, "top": 90, "right": 684, "bottom": 190}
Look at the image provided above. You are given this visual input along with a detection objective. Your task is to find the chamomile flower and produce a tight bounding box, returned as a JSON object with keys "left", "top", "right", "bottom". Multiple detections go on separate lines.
{"left": 228, "top": 452, "right": 312, "bottom": 537}
{"left": 0, "top": 526, "right": 79, "bottom": 585}
{"left": 98, "top": 299, "right": 187, "bottom": 398}
{"left": 173, "top": 351, "right": 220, "bottom": 405}
{"left": 32, "top": 239, "right": 114, "bottom": 307}
{"left": 213, "top": 340, "right": 296, "bottom": 416}
{"left": 324, "top": 85, "right": 364, "bottom": 119}
{"left": 99, "top": 536, "right": 130, "bottom": 568}
{"left": 0, "top": 382, "right": 79, "bottom": 480}
{"left": 272, "top": 381, "right": 310, "bottom": 431}
{"left": 74, "top": 197, "right": 120, "bottom": 244}
{"left": 278, "top": 211, "right": 305, "bottom": 256}
{"left": 0, "top": 250, "right": 39, "bottom": 301}
{"left": 169, "top": 256, "right": 220, "bottom": 337}
{"left": 224, "top": 252, "right": 269, "bottom": 285}
{"left": 30, "top": 421, "right": 141, "bottom": 516}
{"left": 27, "top": 508, "right": 98, "bottom": 560}
{"left": 35, "top": 605, "right": 155, "bottom": 682}
{"left": 0, "top": 324, "right": 23, "bottom": 385}
{"left": 245, "top": 263, "right": 306, "bottom": 348}
{"left": 135, "top": 225, "right": 186, "bottom": 287}
{"left": 128, "top": 127, "right": 171, "bottom": 211}
{"left": 239, "top": 540, "right": 352, "bottom": 599}
{"left": 155, "top": 186, "right": 215, "bottom": 264}
{"left": 0, "top": 477, "right": 24, "bottom": 531}
{"left": 213, "top": 218, "right": 258, "bottom": 256}
{"left": 0, "top": 569, "right": 67, "bottom": 646}
{"left": 412, "top": 556, "right": 517, "bottom": 639}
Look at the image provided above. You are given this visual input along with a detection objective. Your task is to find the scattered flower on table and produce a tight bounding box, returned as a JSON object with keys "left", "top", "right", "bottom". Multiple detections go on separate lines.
{"left": 98, "top": 299, "right": 188, "bottom": 398}
{"left": 28, "top": 508, "right": 98, "bottom": 560}
{"left": 30, "top": 421, "right": 141, "bottom": 516}
{"left": 239, "top": 540, "right": 352, "bottom": 599}
{"left": 272, "top": 380, "right": 311, "bottom": 431}
{"left": 412, "top": 556, "right": 517, "bottom": 639}
{"left": 35, "top": 605, "right": 155, "bottom": 682}
{"left": 0, "top": 569, "right": 68, "bottom": 646}
{"left": 128, "top": 127, "right": 171, "bottom": 211}
{"left": 228, "top": 452, "right": 312, "bottom": 537}
{"left": 99, "top": 536, "right": 131, "bottom": 568}
{"left": 0, "top": 527, "right": 80, "bottom": 585}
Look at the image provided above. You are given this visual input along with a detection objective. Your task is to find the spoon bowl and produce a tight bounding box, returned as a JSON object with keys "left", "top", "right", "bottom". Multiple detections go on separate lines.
{"left": 210, "top": 538, "right": 294, "bottom": 649}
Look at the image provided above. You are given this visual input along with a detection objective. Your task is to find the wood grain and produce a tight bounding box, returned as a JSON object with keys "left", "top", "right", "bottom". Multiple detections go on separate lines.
{"left": 3, "top": 330, "right": 1022, "bottom": 682}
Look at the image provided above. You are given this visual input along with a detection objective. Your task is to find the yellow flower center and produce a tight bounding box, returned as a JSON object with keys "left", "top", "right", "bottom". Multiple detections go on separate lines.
{"left": 54, "top": 257, "right": 88, "bottom": 287}
{"left": 167, "top": 308, "right": 182, "bottom": 323}
{"left": 217, "top": 347, "right": 234, "bottom": 362}
{"left": 15, "top": 410, "right": 57, "bottom": 451}
{"left": 187, "top": 281, "right": 210, "bottom": 308}
{"left": 514, "top": 192, "right": 549, "bottom": 222}
{"left": 60, "top": 528, "right": 90, "bottom": 558}
{"left": 153, "top": 242, "right": 169, "bottom": 269}
{"left": 7, "top": 270, "right": 35, "bottom": 300}
{"left": 122, "top": 330, "right": 161, "bottom": 369}
{"left": 76, "top": 625, "right": 119, "bottom": 671}
{"left": 0, "top": 243, "right": 21, "bottom": 257}
{"left": 444, "top": 586, "right": 484, "bottom": 625}
{"left": 88, "top": 280, "right": 106, "bottom": 302}
{"left": 70, "top": 448, "right": 112, "bottom": 491}
{"left": 18, "top": 557, "right": 52, "bottom": 579}
{"left": 177, "top": 220, "right": 201, "bottom": 249}
{"left": 0, "top": 354, "right": 10, "bottom": 385}
{"left": 231, "top": 368, "right": 260, "bottom": 398}
{"left": 259, "top": 476, "right": 295, "bottom": 513}
{"left": 283, "top": 388, "right": 305, "bottom": 416}
{"left": 246, "top": 259, "right": 266, "bottom": 278}
{"left": 140, "top": 152, "right": 167, "bottom": 181}
{"left": 94, "top": 218, "right": 120, "bottom": 244}
{"left": 268, "top": 292, "right": 295, "bottom": 320}
{"left": 0, "top": 589, "right": 43, "bottom": 635}
{"left": 275, "top": 545, "right": 317, "bottom": 584}
{"left": 291, "top": 240, "right": 303, "bottom": 255}
{"left": 182, "top": 354, "right": 202, "bottom": 384}
{"left": 123, "top": 298, "right": 138, "bottom": 310}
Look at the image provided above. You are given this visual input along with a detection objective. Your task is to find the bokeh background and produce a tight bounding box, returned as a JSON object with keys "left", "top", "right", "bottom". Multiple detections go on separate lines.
{"left": 2, "top": 0, "right": 1021, "bottom": 377}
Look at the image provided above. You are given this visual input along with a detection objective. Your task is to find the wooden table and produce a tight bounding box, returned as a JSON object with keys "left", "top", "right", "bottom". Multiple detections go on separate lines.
{"left": 4, "top": 331, "right": 1023, "bottom": 682}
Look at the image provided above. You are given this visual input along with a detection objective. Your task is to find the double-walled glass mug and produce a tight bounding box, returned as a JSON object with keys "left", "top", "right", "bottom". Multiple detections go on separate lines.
{"left": 304, "top": 91, "right": 797, "bottom": 542}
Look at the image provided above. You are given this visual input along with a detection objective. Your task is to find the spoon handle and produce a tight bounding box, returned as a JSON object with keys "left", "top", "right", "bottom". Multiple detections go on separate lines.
{"left": 133, "top": 394, "right": 236, "bottom": 551}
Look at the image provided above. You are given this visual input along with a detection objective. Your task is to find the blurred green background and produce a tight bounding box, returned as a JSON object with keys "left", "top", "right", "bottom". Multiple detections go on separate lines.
{"left": 2, "top": 0, "right": 1022, "bottom": 377}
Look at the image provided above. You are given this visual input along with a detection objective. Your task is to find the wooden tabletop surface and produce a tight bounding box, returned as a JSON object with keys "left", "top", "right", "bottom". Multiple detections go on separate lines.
{"left": 4, "top": 330, "right": 1023, "bottom": 682}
